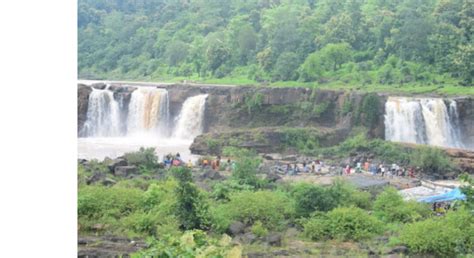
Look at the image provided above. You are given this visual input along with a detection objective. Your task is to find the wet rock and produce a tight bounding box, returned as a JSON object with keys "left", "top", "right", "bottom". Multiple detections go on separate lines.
{"left": 108, "top": 158, "right": 128, "bottom": 173}
{"left": 263, "top": 153, "right": 282, "bottom": 160}
{"left": 91, "top": 82, "right": 106, "bottom": 89}
{"left": 77, "top": 85, "right": 92, "bottom": 135}
{"left": 384, "top": 245, "right": 408, "bottom": 255}
{"left": 242, "top": 232, "right": 257, "bottom": 244}
{"left": 265, "top": 233, "right": 282, "bottom": 246}
{"left": 102, "top": 178, "right": 117, "bottom": 186}
{"left": 114, "top": 166, "right": 137, "bottom": 177}
{"left": 199, "top": 169, "right": 223, "bottom": 180}
{"left": 229, "top": 221, "right": 245, "bottom": 236}
{"left": 266, "top": 172, "right": 282, "bottom": 182}
{"left": 87, "top": 172, "right": 104, "bottom": 185}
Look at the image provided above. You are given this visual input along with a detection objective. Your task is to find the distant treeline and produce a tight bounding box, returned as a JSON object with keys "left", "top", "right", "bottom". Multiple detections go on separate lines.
{"left": 78, "top": 0, "right": 473, "bottom": 86}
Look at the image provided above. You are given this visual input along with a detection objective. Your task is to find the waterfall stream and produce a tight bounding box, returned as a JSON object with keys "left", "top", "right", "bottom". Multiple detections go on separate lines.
{"left": 172, "top": 94, "right": 208, "bottom": 140}
{"left": 384, "top": 97, "right": 464, "bottom": 149}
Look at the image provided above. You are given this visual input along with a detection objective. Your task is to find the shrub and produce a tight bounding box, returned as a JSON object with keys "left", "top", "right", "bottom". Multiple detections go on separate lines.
{"left": 373, "top": 187, "right": 431, "bottom": 223}
{"left": 399, "top": 209, "right": 474, "bottom": 256}
{"left": 137, "top": 230, "right": 242, "bottom": 257}
{"left": 251, "top": 221, "right": 269, "bottom": 237}
{"left": 123, "top": 147, "right": 159, "bottom": 170}
{"left": 327, "top": 179, "right": 372, "bottom": 210}
{"left": 223, "top": 147, "right": 262, "bottom": 187}
{"left": 410, "top": 146, "right": 452, "bottom": 175}
{"left": 78, "top": 185, "right": 143, "bottom": 220}
{"left": 291, "top": 183, "right": 335, "bottom": 217}
{"left": 211, "top": 190, "right": 295, "bottom": 232}
{"left": 304, "top": 207, "right": 383, "bottom": 241}
{"left": 172, "top": 167, "right": 210, "bottom": 230}
{"left": 211, "top": 179, "right": 255, "bottom": 201}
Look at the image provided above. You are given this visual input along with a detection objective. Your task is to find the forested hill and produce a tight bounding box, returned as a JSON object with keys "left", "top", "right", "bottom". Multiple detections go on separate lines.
{"left": 78, "top": 0, "right": 473, "bottom": 89}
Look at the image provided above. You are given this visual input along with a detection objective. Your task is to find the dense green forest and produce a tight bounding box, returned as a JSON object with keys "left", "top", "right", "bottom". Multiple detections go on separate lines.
{"left": 78, "top": 0, "right": 473, "bottom": 90}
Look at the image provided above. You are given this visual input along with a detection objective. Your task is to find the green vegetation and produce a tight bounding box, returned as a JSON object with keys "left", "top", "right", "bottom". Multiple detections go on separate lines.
{"left": 303, "top": 207, "right": 384, "bottom": 241}
{"left": 212, "top": 190, "right": 295, "bottom": 232}
{"left": 79, "top": 0, "right": 473, "bottom": 95}
{"left": 373, "top": 187, "right": 431, "bottom": 223}
{"left": 78, "top": 147, "right": 473, "bottom": 256}
{"left": 399, "top": 208, "right": 474, "bottom": 256}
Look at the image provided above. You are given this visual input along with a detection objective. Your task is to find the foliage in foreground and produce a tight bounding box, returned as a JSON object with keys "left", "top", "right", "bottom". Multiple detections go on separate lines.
{"left": 399, "top": 208, "right": 474, "bottom": 257}
{"left": 303, "top": 207, "right": 383, "bottom": 241}
{"left": 373, "top": 187, "right": 431, "bottom": 223}
{"left": 136, "top": 230, "right": 242, "bottom": 258}
{"left": 211, "top": 190, "right": 295, "bottom": 233}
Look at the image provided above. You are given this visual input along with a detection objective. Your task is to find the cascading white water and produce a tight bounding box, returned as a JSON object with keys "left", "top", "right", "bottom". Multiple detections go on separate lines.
{"left": 81, "top": 86, "right": 121, "bottom": 137}
{"left": 172, "top": 94, "right": 208, "bottom": 140}
{"left": 385, "top": 97, "right": 464, "bottom": 149}
{"left": 126, "top": 87, "right": 170, "bottom": 137}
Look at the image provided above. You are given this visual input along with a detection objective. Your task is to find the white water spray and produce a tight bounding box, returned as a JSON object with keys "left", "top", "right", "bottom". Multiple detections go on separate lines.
{"left": 126, "top": 87, "right": 169, "bottom": 137}
{"left": 385, "top": 97, "right": 463, "bottom": 149}
{"left": 172, "top": 94, "right": 208, "bottom": 140}
{"left": 81, "top": 86, "right": 121, "bottom": 137}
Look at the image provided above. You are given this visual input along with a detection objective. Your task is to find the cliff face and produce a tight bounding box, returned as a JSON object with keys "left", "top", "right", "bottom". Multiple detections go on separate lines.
{"left": 77, "top": 83, "right": 472, "bottom": 147}
{"left": 78, "top": 84, "right": 92, "bottom": 135}
{"left": 456, "top": 97, "right": 474, "bottom": 150}
{"left": 163, "top": 84, "right": 386, "bottom": 138}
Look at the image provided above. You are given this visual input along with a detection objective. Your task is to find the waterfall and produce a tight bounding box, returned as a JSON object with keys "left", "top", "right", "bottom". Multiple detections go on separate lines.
{"left": 172, "top": 94, "right": 208, "bottom": 140}
{"left": 385, "top": 97, "right": 464, "bottom": 149}
{"left": 126, "top": 87, "right": 170, "bottom": 137}
{"left": 81, "top": 86, "right": 121, "bottom": 137}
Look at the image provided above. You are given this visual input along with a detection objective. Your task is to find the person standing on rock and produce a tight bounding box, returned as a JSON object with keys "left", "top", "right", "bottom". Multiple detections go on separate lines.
{"left": 311, "top": 161, "right": 316, "bottom": 173}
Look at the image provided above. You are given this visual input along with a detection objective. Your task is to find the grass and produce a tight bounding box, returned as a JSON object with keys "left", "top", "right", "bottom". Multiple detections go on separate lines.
{"left": 79, "top": 72, "right": 474, "bottom": 97}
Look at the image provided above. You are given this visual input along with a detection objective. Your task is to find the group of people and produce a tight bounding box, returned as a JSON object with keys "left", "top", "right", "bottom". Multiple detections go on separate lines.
{"left": 341, "top": 161, "right": 416, "bottom": 178}
{"left": 286, "top": 160, "right": 324, "bottom": 175}
{"left": 200, "top": 156, "right": 236, "bottom": 171}
{"left": 162, "top": 152, "right": 193, "bottom": 169}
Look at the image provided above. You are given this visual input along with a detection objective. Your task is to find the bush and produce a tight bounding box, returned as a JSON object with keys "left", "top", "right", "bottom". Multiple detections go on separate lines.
{"left": 373, "top": 187, "right": 431, "bottom": 223}
{"left": 223, "top": 147, "right": 262, "bottom": 187}
{"left": 137, "top": 230, "right": 242, "bottom": 257}
{"left": 326, "top": 179, "right": 372, "bottom": 210}
{"left": 399, "top": 209, "right": 474, "bottom": 256}
{"left": 290, "top": 183, "right": 335, "bottom": 217}
{"left": 78, "top": 185, "right": 143, "bottom": 220}
{"left": 410, "top": 146, "right": 452, "bottom": 175}
{"left": 211, "top": 179, "right": 255, "bottom": 201}
{"left": 251, "top": 221, "right": 269, "bottom": 237}
{"left": 172, "top": 167, "right": 210, "bottom": 230}
{"left": 123, "top": 147, "right": 159, "bottom": 170}
{"left": 211, "top": 190, "right": 295, "bottom": 232}
{"left": 304, "top": 207, "right": 383, "bottom": 241}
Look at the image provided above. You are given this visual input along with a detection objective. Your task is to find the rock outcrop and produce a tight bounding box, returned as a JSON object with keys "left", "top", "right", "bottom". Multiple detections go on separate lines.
{"left": 77, "top": 84, "right": 92, "bottom": 135}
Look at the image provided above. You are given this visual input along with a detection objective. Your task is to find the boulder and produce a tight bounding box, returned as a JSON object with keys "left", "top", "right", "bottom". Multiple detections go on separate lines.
{"left": 91, "top": 82, "right": 106, "bottom": 89}
{"left": 265, "top": 233, "right": 282, "bottom": 246}
{"left": 229, "top": 221, "right": 245, "bottom": 236}
{"left": 114, "top": 166, "right": 137, "bottom": 177}
{"left": 266, "top": 172, "right": 282, "bottom": 182}
{"left": 108, "top": 158, "right": 128, "bottom": 173}
{"left": 102, "top": 178, "right": 117, "bottom": 186}
{"left": 199, "top": 169, "right": 224, "bottom": 180}
{"left": 263, "top": 153, "right": 282, "bottom": 160}
{"left": 384, "top": 245, "right": 408, "bottom": 255}
{"left": 242, "top": 232, "right": 257, "bottom": 244}
{"left": 87, "top": 172, "right": 104, "bottom": 185}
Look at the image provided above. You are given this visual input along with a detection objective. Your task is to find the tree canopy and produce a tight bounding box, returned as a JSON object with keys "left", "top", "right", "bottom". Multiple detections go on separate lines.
{"left": 78, "top": 0, "right": 474, "bottom": 86}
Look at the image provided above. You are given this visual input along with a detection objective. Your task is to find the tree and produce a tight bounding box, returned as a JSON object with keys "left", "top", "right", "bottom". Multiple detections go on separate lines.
{"left": 319, "top": 43, "right": 352, "bottom": 71}
{"left": 272, "top": 52, "right": 300, "bottom": 81}
{"left": 299, "top": 52, "right": 324, "bottom": 82}
{"left": 237, "top": 25, "right": 257, "bottom": 64}
{"left": 165, "top": 40, "right": 189, "bottom": 66}
{"left": 172, "top": 167, "right": 209, "bottom": 230}
{"left": 452, "top": 44, "right": 474, "bottom": 85}
{"left": 205, "top": 38, "right": 231, "bottom": 75}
